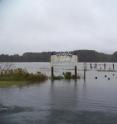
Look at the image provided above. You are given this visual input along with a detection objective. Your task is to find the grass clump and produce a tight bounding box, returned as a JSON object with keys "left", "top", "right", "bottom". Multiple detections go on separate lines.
{"left": 63, "top": 72, "right": 72, "bottom": 79}
{"left": 63, "top": 72, "right": 80, "bottom": 80}
{"left": 51, "top": 76, "right": 64, "bottom": 80}
{"left": 51, "top": 72, "right": 80, "bottom": 80}
{"left": 0, "top": 68, "right": 48, "bottom": 82}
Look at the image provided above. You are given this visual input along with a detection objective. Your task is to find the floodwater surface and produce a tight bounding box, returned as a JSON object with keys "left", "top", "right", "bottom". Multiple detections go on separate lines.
{"left": 0, "top": 63, "right": 117, "bottom": 124}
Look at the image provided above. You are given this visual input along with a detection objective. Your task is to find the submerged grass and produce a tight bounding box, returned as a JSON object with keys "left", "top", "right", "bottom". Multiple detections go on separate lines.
{"left": 0, "top": 68, "right": 48, "bottom": 87}
{"left": 0, "top": 81, "right": 27, "bottom": 88}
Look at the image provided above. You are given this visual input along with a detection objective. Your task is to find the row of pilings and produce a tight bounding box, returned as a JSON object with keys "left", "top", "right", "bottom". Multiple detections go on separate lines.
{"left": 51, "top": 63, "right": 116, "bottom": 80}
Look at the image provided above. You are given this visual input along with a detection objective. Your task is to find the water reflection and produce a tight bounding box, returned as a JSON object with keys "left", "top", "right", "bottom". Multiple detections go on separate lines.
{"left": 50, "top": 80, "right": 78, "bottom": 110}
{"left": 46, "top": 80, "right": 79, "bottom": 123}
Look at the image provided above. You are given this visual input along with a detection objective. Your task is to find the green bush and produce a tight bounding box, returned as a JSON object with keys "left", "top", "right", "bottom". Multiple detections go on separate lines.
{"left": 63, "top": 72, "right": 72, "bottom": 79}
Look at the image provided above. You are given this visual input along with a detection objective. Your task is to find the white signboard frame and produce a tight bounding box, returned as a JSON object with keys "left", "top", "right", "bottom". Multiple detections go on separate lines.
{"left": 51, "top": 53, "right": 78, "bottom": 67}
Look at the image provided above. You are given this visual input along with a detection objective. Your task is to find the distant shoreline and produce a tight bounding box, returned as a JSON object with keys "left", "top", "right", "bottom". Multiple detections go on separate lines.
{"left": 0, "top": 50, "right": 117, "bottom": 62}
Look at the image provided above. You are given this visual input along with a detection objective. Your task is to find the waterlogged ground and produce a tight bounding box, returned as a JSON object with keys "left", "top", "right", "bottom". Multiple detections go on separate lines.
{"left": 1, "top": 71, "right": 117, "bottom": 124}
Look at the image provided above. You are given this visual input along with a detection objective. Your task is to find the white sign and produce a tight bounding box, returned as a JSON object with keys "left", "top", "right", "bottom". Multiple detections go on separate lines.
{"left": 51, "top": 53, "right": 78, "bottom": 66}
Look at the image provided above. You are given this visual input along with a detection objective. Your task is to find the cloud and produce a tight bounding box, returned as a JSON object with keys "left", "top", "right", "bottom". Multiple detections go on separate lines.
{"left": 0, "top": 0, "right": 117, "bottom": 54}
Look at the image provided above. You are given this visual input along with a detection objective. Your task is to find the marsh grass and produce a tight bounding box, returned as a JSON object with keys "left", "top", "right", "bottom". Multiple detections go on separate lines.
{"left": 0, "top": 68, "right": 48, "bottom": 87}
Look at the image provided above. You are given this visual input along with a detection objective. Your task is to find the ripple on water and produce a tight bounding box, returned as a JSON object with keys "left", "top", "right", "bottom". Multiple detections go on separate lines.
{"left": 0, "top": 104, "right": 33, "bottom": 115}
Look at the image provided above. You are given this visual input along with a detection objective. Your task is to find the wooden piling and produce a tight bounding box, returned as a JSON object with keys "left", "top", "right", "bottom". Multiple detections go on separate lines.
{"left": 104, "top": 63, "right": 106, "bottom": 70}
{"left": 75, "top": 66, "right": 77, "bottom": 79}
{"left": 84, "top": 68, "right": 86, "bottom": 80}
{"left": 113, "top": 64, "right": 114, "bottom": 70}
{"left": 84, "top": 63, "right": 86, "bottom": 80}
{"left": 51, "top": 66, "right": 54, "bottom": 79}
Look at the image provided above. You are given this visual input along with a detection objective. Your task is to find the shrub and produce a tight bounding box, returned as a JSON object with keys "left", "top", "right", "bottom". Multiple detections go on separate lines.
{"left": 63, "top": 72, "right": 72, "bottom": 79}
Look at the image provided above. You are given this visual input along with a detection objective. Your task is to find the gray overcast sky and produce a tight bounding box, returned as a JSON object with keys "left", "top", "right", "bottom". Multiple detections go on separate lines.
{"left": 0, "top": 0, "right": 117, "bottom": 54}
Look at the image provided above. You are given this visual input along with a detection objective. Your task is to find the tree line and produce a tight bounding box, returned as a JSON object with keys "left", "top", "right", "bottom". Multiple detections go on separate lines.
{"left": 0, "top": 50, "right": 117, "bottom": 62}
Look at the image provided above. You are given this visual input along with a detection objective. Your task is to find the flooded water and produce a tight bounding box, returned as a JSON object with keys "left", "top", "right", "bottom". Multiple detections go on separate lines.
{"left": 0, "top": 62, "right": 117, "bottom": 124}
